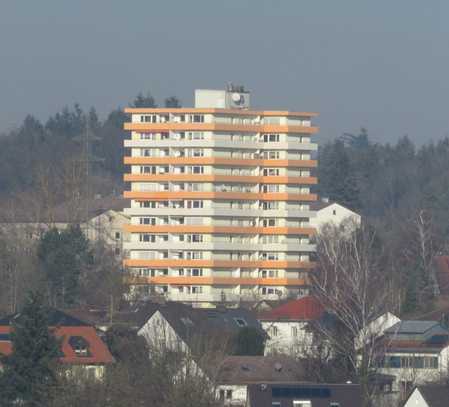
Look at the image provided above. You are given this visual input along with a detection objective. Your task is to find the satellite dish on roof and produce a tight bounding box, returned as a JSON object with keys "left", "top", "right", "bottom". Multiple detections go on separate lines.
{"left": 232, "top": 93, "right": 243, "bottom": 104}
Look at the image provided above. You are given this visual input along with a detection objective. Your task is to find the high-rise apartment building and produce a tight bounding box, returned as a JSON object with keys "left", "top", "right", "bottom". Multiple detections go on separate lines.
{"left": 123, "top": 86, "right": 318, "bottom": 304}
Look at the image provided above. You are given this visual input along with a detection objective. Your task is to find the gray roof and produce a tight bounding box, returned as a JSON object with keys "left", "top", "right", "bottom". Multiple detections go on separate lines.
{"left": 132, "top": 301, "right": 266, "bottom": 348}
{"left": 384, "top": 320, "right": 449, "bottom": 350}
{"left": 217, "top": 356, "right": 304, "bottom": 384}
{"left": 0, "top": 309, "right": 89, "bottom": 327}
{"left": 0, "top": 195, "right": 127, "bottom": 223}
{"left": 386, "top": 320, "right": 439, "bottom": 335}
{"left": 410, "top": 385, "right": 449, "bottom": 407}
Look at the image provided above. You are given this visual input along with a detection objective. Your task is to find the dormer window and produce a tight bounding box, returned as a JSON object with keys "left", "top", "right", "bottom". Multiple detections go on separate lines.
{"left": 69, "top": 336, "right": 91, "bottom": 357}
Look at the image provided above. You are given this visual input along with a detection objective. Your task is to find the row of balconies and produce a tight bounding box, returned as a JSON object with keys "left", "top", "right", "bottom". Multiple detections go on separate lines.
{"left": 124, "top": 241, "right": 315, "bottom": 253}
{"left": 129, "top": 148, "right": 313, "bottom": 160}
{"left": 130, "top": 165, "right": 311, "bottom": 177}
{"left": 130, "top": 112, "right": 312, "bottom": 127}
{"left": 125, "top": 138, "right": 316, "bottom": 151}
{"left": 131, "top": 131, "right": 312, "bottom": 144}
{"left": 131, "top": 182, "right": 311, "bottom": 194}
{"left": 128, "top": 249, "right": 311, "bottom": 261}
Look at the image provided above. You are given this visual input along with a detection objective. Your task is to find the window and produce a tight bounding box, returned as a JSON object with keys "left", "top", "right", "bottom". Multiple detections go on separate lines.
{"left": 262, "top": 184, "right": 280, "bottom": 193}
{"left": 192, "top": 166, "right": 204, "bottom": 174}
{"left": 140, "top": 201, "right": 155, "bottom": 208}
{"left": 219, "top": 390, "right": 225, "bottom": 401}
{"left": 68, "top": 336, "right": 91, "bottom": 357}
{"left": 191, "top": 286, "right": 203, "bottom": 294}
{"left": 185, "top": 251, "right": 203, "bottom": 260}
{"left": 260, "top": 252, "right": 279, "bottom": 260}
{"left": 140, "top": 234, "right": 155, "bottom": 242}
{"left": 262, "top": 287, "right": 281, "bottom": 296}
{"left": 187, "top": 234, "right": 203, "bottom": 243}
{"left": 226, "top": 390, "right": 232, "bottom": 400}
{"left": 262, "top": 134, "right": 280, "bottom": 142}
{"left": 262, "top": 150, "right": 280, "bottom": 159}
{"left": 262, "top": 219, "right": 276, "bottom": 227}
{"left": 187, "top": 200, "right": 203, "bottom": 209}
{"left": 190, "top": 132, "right": 204, "bottom": 140}
{"left": 234, "top": 318, "right": 247, "bottom": 327}
{"left": 261, "top": 201, "right": 279, "bottom": 210}
{"left": 190, "top": 268, "right": 202, "bottom": 276}
{"left": 263, "top": 168, "right": 280, "bottom": 176}
{"left": 190, "top": 114, "right": 204, "bottom": 123}
{"left": 192, "top": 148, "right": 204, "bottom": 157}
{"left": 114, "top": 247, "right": 121, "bottom": 256}
{"left": 332, "top": 209, "right": 337, "bottom": 215}
{"left": 140, "top": 217, "right": 155, "bottom": 225}
{"left": 401, "top": 356, "right": 412, "bottom": 368}
{"left": 424, "top": 356, "right": 438, "bottom": 369}
{"left": 271, "top": 326, "right": 278, "bottom": 336}
{"left": 293, "top": 401, "right": 311, "bottom": 407}
{"left": 115, "top": 232, "right": 121, "bottom": 240}
{"left": 291, "top": 326, "right": 298, "bottom": 337}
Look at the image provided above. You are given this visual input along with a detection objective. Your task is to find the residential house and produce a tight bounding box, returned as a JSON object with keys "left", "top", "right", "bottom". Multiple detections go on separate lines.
{"left": 0, "top": 195, "right": 130, "bottom": 258}
{"left": 375, "top": 320, "right": 449, "bottom": 401}
{"left": 216, "top": 355, "right": 304, "bottom": 406}
{"left": 354, "top": 312, "right": 401, "bottom": 350}
{"left": 310, "top": 200, "right": 361, "bottom": 235}
{"left": 247, "top": 382, "right": 362, "bottom": 407}
{"left": 258, "top": 296, "right": 325, "bottom": 356}
{"left": 403, "top": 384, "right": 449, "bottom": 407}
{"left": 122, "top": 301, "right": 266, "bottom": 377}
{"left": 0, "top": 309, "right": 113, "bottom": 380}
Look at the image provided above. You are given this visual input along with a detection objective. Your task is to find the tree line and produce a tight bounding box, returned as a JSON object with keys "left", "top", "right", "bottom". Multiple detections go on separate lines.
{"left": 0, "top": 92, "right": 181, "bottom": 211}
{"left": 318, "top": 130, "right": 449, "bottom": 315}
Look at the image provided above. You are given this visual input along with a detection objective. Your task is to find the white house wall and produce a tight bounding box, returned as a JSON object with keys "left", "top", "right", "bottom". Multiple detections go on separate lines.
{"left": 216, "top": 384, "right": 247, "bottom": 406}
{"left": 262, "top": 321, "right": 313, "bottom": 357}
{"left": 403, "top": 388, "right": 429, "bottom": 407}
{"left": 138, "top": 310, "right": 188, "bottom": 353}
{"left": 311, "top": 203, "right": 361, "bottom": 233}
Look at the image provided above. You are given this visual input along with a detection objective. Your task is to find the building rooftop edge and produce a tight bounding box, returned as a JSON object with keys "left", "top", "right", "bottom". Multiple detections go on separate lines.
{"left": 124, "top": 107, "right": 318, "bottom": 117}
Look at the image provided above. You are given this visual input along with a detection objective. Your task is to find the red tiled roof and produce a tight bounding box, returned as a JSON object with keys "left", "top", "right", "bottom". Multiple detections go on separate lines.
{"left": 0, "top": 325, "right": 113, "bottom": 365}
{"left": 258, "top": 296, "right": 325, "bottom": 321}
{"left": 435, "top": 256, "right": 449, "bottom": 296}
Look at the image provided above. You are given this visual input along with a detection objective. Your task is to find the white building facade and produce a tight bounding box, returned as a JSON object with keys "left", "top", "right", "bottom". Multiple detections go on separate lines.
{"left": 310, "top": 201, "right": 361, "bottom": 234}
{"left": 123, "top": 86, "right": 319, "bottom": 303}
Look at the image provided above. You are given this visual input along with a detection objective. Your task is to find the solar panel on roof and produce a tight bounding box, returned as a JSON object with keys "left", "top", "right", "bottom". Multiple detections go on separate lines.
{"left": 272, "top": 387, "right": 331, "bottom": 398}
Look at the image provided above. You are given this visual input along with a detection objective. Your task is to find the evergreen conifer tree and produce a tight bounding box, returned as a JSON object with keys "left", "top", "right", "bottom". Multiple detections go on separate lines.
{"left": 37, "top": 225, "right": 91, "bottom": 307}
{"left": 0, "top": 292, "right": 60, "bottom": 407}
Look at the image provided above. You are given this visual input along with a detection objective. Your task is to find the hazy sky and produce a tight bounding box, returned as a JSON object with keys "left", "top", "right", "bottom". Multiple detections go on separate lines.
{"left": 1, "top": 0, "right": 449, "bottom": 143}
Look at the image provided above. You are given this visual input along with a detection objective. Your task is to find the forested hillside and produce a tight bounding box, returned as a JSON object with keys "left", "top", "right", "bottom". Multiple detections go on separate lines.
{"left": 318, "top": 130, "right": 449, "bottom": 315}
{"left": 0, "top": 92, "right": 180, "bottom": 218}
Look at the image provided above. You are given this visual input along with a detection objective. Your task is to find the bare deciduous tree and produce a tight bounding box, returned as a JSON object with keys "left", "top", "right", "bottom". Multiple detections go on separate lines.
{"left": 311, "top": 221, "right": 396, "bottom": 406}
